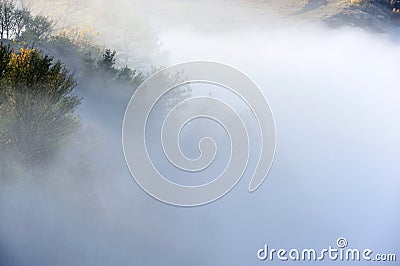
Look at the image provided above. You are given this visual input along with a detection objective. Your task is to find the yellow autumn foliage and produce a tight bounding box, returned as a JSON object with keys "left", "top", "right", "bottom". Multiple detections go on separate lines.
{"left": 8, "top": 48, "right": 35, "bottom": 72}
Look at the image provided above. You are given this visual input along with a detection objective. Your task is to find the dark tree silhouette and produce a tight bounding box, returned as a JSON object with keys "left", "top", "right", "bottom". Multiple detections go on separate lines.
{"left": 97, "top": 48, "right": 117, "bottom": 75}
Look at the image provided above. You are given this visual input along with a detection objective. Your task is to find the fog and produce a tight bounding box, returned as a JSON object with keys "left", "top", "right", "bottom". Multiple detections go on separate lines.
{"left": 1, "top": 0, "right": 400, "bottom": 265}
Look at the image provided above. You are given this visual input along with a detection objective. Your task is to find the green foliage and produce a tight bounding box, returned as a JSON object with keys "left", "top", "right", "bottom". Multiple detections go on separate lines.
{"left": 117, "top": 66, "right": 134, "bottom": 82}
{"left": 1, "top": 1, "right": 145, "bottom": 91}
{"left": 0, "top": 0, "right": 52, "bottom": 43}
{"left": 98, "top": 49, "right": 116, "bottom": 72}
{"left": 82, "top": 48, "right": 144, "bottom": 89}
{"left": 0, "top": 2, "right": 146, "bottom": 166}
{"left": 0, "top": 42, "right": 10, "bottom": 77}
{"left": 0, "top": 43, "right": 80, "bottom": 163}
{"left": 21, "top": 15, "right": 53, "bottom": 43}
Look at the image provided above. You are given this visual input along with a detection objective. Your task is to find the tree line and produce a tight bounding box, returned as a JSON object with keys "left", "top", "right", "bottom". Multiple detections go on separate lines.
{"left": 0, "top": 0, "right": 146, "bottom": 170}
{"left": 0, "top": 0, "right": 51, "bottom": 42}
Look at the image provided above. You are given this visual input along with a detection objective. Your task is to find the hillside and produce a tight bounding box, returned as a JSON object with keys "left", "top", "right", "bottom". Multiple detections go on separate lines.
{"left": 249, "top": 0, "right": 400, "bottom": 31}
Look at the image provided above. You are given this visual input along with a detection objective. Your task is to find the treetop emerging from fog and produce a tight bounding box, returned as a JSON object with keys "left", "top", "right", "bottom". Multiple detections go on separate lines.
{"left": 0, "top": 43, "right": 80, "bottom": 164}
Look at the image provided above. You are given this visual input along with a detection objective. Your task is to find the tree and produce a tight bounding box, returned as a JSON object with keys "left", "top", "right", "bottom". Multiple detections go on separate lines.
{"left": 97, "top": 48, "right": 117, "bottom": 76}
{"left": 0, "top": 0, "right": 52, "bottom": 43}
{"left": 117, "top": 66, "right": 134, "bottom": 82}
{"left": 21, "top": 14, "right": 52, "bottom": 43}
{"left": 0, "top": 43, "right": 80, "bottom": 163}
{"left": 0, "top": 42, "right": 11, "bottom": 77}
{"left": 12, "top": 8, "right": 30, "bottom": 39}
{"left": 0, "top": 0, "right": 15, "bottom": 39}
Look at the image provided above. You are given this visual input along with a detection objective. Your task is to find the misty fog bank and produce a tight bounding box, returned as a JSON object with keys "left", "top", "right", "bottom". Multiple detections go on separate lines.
{"left": 1, "top": 0, "right": 400, "bottom": 265}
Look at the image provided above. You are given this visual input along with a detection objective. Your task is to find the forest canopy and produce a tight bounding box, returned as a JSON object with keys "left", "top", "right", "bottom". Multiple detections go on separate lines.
{"left": 0, "top": 0, "right": 146, "bottom": 169}
{"left": 0, "top": 43, "right": 80, "bottom": 163}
